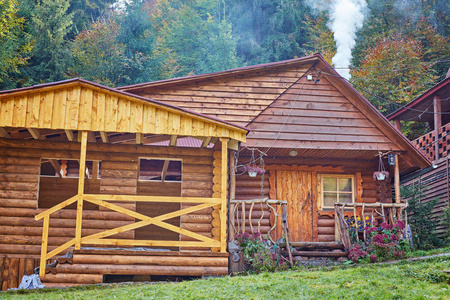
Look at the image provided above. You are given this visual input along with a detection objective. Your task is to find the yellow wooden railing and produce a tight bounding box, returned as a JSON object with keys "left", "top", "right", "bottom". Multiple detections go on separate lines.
{"left": 35, "top": 194, "right": 224, "bottom": 277}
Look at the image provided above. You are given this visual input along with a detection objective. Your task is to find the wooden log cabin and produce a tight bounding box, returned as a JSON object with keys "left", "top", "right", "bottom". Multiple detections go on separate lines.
{"left": 119, "top": 54, "right": 430, "bottom": 257}
{"left": 0, "top": 54, "right": 431, "bottom": 288}
{"left": 388, "top": 72, "right": 450, "bottom": 238}
{"left": 0, "top": 79, "right": 248, "bottom": 289}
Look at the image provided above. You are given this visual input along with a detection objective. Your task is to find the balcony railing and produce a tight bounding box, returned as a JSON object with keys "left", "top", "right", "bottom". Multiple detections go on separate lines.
{"left": 412, "top": 122, "right": 450, "bottom": 161}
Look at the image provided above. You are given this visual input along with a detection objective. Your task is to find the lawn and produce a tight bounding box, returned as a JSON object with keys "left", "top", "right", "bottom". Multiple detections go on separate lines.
{"left": 3, "top": 256, "right": 449, "bottom": 300}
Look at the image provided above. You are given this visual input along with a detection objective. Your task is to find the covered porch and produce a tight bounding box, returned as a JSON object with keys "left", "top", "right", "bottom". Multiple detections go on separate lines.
{"left": 0, "top": 79, "right": 247, "bottom": 288}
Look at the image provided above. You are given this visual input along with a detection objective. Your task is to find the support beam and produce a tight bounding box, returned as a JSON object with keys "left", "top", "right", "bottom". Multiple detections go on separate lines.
{"left": 28, "top": 128, "right": 43, "bottom": 140}
{"left": 219, "top": 138, "right": 229, "bottom": 252}
{"left": 100, "top": 131, "right": 109, "bottom": 143}
{"left": 394, "top": 154, "right": 401, "bottom": 220}
{"left": 87, "top": 132, "right": 97, "bottom": 143}
{"left": 75, "top": 131, "right": 88, "bottom": 249}
{"left": 64, "top": 130, "right": 74, "bottom": 142}
{"left": 49, "top": 159, "right": 62, "bottom": 177}
{"left": 433, "top": 95, "right": 442, "bottom": 162}
{"left": 136, "top": 133, "right": 143, "bottom": 145}
{"left": 169, "top": 135, "right": 177, "bottom": 146}
{"left": 201, "top": 137, "right": 212, "bottom": 148}
{"left": 228, "top": 150, "right": 236, "bottom": 242}
{"left": 161, "top": 160, "right": 170, "bottom": 183}
{"left": 0, "top": 127, "right": 11, "bottom": 138}
{"left": 92, "top": 161, "right": 99, "bottom": 179}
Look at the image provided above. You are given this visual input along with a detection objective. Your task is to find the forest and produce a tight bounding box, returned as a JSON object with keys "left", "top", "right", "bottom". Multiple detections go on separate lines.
{"left": 1, "top": 0, "right": 449, "bottom": 137}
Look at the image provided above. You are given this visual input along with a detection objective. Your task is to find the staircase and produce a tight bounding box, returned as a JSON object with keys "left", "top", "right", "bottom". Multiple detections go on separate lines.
{"left": 281, "top": 242, "right": 348, "bottom": 267}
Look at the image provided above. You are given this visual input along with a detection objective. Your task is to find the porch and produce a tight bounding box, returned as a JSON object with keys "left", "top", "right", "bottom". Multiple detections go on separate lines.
{"left": 0, "top": 79, "right": 247, "bottom": 289}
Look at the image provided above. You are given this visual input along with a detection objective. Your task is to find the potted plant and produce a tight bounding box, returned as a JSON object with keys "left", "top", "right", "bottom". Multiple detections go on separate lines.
{"left": 373, "top": 171, "right": 389, "bottom": 181}
{"left": 245, "top": 165, "right": 266, "bottom": 177}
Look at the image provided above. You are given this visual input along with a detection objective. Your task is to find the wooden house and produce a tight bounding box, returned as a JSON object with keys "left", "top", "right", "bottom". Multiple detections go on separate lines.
{"left": 0, "top": 79, "right": 247, "bottom": 289}
{"left": 0, "top": 54, "right": 431, "bottom": 289}
{"left": 388, "top": 73, "right": 450, "bottom": 238}
{"left": 119, "top": 54, "right": 430, "bottom": 255}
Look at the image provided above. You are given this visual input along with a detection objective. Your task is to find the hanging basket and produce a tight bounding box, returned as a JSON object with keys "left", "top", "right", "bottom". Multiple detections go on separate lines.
{"left": 373, "top": 171, "right": 389, "bottom": 181}
{"left": 245, "top": 165, "right": 265, "bottom": 178}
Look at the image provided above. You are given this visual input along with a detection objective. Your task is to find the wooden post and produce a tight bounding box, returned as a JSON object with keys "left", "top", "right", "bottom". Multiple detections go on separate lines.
{"left": 39, "top": 215, "right": 49, "bottom": 277}
{"left": 228, "top": 151, "right": 236, "bottom": 241}
{"left": 219, "top": 138, "right": 229, "bottom": 252}
{"left": 394, "top": 154, "right": 401, "bottom": 220}
{"left": 434, "top": 95, "right": 442, "bottom": 162}
{"left": 75, "top": 131, "right": 88, "bottom": 249}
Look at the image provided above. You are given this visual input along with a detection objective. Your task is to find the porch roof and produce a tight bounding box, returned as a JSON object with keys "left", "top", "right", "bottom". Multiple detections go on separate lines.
{"left": 0, "top": 78, "right": 248, "bottom": 144}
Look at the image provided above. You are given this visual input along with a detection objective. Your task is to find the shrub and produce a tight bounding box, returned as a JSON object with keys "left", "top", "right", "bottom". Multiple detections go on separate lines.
{"left": 235, "top": 231, "right": 288, "bottom": 273}
{"left": 402, "top": 185, "right": 445, "bottom": 249}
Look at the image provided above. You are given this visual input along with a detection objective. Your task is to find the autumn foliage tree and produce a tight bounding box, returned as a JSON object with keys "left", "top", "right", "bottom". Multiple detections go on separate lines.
{"left": 351, "top": 36, "right": 438, "bottom": 138}
{"left": 70, "top": 15, "right": 129, "bottom": 86}
{"left": 351, "top": 36, "right": 437, "bottom": 113}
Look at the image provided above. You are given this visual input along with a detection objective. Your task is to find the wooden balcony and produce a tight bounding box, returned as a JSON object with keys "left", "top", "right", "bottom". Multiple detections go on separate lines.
{"left": 412, "top": 122, "right": 450, "bottom": 162}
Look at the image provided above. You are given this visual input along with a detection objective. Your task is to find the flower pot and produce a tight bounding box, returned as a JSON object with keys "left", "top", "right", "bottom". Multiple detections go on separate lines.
{"left": 376, "top": 173, "right": 386, "bottom": 181}
{"left": 248, "top": 171, "right": 257, "bottom": 178}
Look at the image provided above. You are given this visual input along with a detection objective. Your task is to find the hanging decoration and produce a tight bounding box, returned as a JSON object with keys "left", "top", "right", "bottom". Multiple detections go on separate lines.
{"left": 373, "top": 152, "right": 389, "bottom": 181}
{"left": 245, "top": 148, "right": 266, "bottom": 178}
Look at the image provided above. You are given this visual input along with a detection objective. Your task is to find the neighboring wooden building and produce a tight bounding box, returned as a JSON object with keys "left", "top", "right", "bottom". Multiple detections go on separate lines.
{"left": 119, "top": 54, "right": 430, "bottom": 248}
{"left": 388, "top": 74, "right": 450, "bottom": 238}
{"left": 0, "top": 79, "right": 247, "bottom": 289}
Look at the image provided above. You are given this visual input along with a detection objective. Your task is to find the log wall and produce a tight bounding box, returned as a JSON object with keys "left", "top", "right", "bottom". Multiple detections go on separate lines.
{"left": 0, "top": 138, "right": 217, "bottom": 289}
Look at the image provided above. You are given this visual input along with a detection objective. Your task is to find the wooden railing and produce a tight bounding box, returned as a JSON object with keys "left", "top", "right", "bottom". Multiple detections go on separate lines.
{"left": 413, "top": 122, "right": 450, "bottom": 161}
{"left": 35, "top": 194, "right": 224, "bottom": 277}
{"left": 229, "top": 198, "right": 287, "bottom": 242}
{"left": 334, "top": 202, "right": 407, "bottom": 251}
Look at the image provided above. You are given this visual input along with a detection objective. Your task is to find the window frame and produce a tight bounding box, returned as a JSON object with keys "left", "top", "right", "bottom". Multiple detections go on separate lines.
{"left": 319, "top": 174, "right": 355, "bottom": 210}
{"left": 138, "top": 157, "right": 183, "bottom": 182}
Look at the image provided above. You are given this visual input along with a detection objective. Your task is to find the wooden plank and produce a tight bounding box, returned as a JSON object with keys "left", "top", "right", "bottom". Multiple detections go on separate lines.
{"left": 1, "top": 98, "right": 14, "bottom": 127}
{"left": 220, "top": 138, "right": 228, "bottom": 252}
{"left": 75, "top": 131, "right": 88, "bottom": 249}
{"left": 104, "top": 94, "right": 115, "bottom": 132}
{"left": 51, "top": 89, "right": 67, "bottom": 129}
{"left": 95, "top": 92, "right": 106, "bottom": 131}
{"left": 117, "top": 98, "right": 131, "bottom": 132}
{"left": 12, "top": 96, "right": 27, "bottom": 127}
{"left": 64, "top": 130, "right": 74, "bottom": 141}
{"left": 100, "top": 131, "right": 109, "bottom": 143}
{"left": 39, "top": 215, "right": 49, "bottom": 277}
{"left": 78, "top": 88, "right": 93, "bottom": 130}
{"left": 28, "top": 128, "right": 43, "bottom": 140}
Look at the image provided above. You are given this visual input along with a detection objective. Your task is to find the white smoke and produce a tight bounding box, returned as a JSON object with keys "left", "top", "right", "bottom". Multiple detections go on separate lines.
{"left": 307, "top": 0, "right": 367, "bottom": 80}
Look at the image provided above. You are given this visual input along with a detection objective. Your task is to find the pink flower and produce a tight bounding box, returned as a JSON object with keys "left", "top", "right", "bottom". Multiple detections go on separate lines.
{"left": 390, "top": 233, "right": 398, "bottom": 241}
{"left": 370, "top": 254, "right": 377, "bottom": 262}
{"left": 243, "top": 232, "right": 250, "bottom": 239}
{"left": 397, "top": 221, "right": 405, "bottom": 230}
{"left": 380, "top": 222, "right": 391, "bottom": 230}
{"left": 372, "top": 234, "right": 385, "bottom": 244}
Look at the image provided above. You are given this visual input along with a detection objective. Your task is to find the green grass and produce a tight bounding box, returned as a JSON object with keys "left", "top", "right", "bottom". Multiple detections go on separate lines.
{"left": 3, "top": 256, "right": 449, "bottom": 300}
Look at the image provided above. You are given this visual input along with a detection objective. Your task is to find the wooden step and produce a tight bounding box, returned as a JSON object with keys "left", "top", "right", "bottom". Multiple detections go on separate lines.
{"left": 283, "top": 250, "right": 348, "bottom": 257}
{"left": 281, "top": 242, "right": 344, "bottom": 250}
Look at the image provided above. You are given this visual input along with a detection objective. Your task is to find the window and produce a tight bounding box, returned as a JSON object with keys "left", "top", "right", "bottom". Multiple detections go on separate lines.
{"left": 139, "top": 158, "right": 182, "bottom": 182}
{"left": 40, "top": 159, "right": 100, "bottom": 179}
{"left": 320, "top": 175, "right": 354, "bottom": 209}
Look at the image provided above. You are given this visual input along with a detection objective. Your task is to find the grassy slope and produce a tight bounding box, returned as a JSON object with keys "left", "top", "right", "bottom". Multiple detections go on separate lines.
{"left": 3, "top": 256, "right": 449, "bottom": 300}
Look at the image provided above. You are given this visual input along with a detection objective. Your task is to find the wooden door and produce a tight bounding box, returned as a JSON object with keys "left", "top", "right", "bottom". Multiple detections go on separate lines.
{"left": 276, "top": 170, "right": 314, "bottom": 242}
